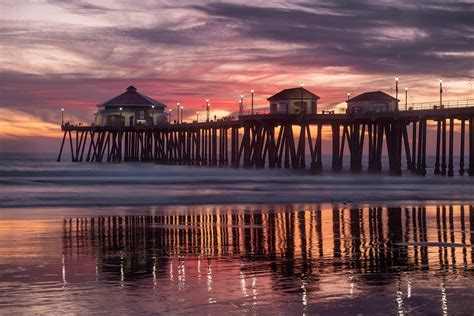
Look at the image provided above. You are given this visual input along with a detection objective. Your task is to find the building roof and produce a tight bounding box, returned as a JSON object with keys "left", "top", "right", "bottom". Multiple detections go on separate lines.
{"left": 97, "top": 86, "right": 167, "bottom": 108}
{"left": 347, "top": 91, "right": 399, "bottom": 103}
{"left": 267, "top": 87, "right": 320, "bottom": 101}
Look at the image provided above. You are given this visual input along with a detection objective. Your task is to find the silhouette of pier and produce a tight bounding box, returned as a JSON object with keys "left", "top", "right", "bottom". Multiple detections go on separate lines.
{"left": 57, "top": 107, "right": 474, "bottom": 176}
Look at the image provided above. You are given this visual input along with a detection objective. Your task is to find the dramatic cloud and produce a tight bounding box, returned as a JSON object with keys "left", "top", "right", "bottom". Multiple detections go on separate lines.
{"left": 0, "top": 0, "right": 473, "bottom": 150}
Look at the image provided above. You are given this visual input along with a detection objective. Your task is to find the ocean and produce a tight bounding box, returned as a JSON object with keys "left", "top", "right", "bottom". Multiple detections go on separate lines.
{"left": 0, "top": 152, "right": 473, "bottom": 314}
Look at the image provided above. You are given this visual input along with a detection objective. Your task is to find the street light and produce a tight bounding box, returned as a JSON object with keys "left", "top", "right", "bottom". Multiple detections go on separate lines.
{"left": 61, "top": 108, "right": 64, "bottom": 126}
{"left": 180, "top": 105, "right": 184, "bottom": 123}
{"left": 395, "top": 77, "right": 399, "bottom": 111}
{"left": 300, "top": 82, "right": 304, "bottom": 115}
{"left": 196, "top": 111, "right": 199, "bottom": 122}
{"left": 206, "top": 99, "right": 210, "bottom": 121}
{"left": 240, "top": 95, "right": 244, "bottom": 115}
{"left": 176, "top": 102, "right": 180, "bottom": 123}
{"left": 347, "top": 92, "right": 350, "bottom": 101}
{"left": 439, "top": 79, "right": 443, "bottom": 108}
{"left": 251, "top": 90, "right": 254, "bottom": 115}
{"left": 405, "top": 87, "right": 408, "bottom": 111}
{"left": 168, "top": 109, "right": 172, "bottom": 123}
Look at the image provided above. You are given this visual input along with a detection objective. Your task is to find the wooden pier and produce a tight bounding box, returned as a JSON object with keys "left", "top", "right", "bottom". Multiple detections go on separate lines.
{"left": 57, "top": 107, "right": 474, "bottom": 176}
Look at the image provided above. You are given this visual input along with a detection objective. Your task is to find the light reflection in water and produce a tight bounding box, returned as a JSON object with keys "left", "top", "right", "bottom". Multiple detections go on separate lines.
{"left": 1, "top": 205, "right": 474, "bottom": 314}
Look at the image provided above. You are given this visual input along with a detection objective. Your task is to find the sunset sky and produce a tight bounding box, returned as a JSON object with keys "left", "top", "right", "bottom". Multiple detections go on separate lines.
{"left": 0, "top": 0, "right": 473, "bottom": 152}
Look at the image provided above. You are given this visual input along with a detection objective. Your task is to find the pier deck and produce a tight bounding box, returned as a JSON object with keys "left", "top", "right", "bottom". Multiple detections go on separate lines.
{"left": 58, "top": 107, "right": 474, "bottom": 176}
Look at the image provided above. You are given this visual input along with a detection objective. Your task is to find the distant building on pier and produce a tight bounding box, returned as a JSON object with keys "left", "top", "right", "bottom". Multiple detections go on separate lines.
{"left": 95, "top": 86, "right": 168, "bottom": 127}
{"left": 346, "top": 91, "right": 398, "bottom": 114}
{"left": 267, "top": 87, "right": 320, "bottom": 114}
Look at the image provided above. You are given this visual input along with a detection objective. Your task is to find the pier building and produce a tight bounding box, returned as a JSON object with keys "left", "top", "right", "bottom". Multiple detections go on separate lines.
{"left": 346, "top": 91, "right": 398, "bottom": 114}
{"left": 95, "top": 86, "right": 168, "bottom": 127}
{"left": 268, "top": 87, "right": 320, "bottom": 114}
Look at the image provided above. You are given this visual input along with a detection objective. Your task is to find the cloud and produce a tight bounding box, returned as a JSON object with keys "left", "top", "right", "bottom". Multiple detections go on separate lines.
{"left": 191, "top": 1, "right": 474, "bottom": 76}
{"left": 0, "top": 0, "right": 473, "bottom": 152}
{"left": 0, "top": 108, "right": 61, "bottom": 139}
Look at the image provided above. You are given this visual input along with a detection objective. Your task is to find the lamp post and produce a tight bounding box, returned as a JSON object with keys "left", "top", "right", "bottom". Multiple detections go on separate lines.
{"left": 395, "top": 77, "right": 399, "bottom": 111}
{"left": 405, "top": 87, "right": 408, "bottom": 111}
{"left": 119, "top": 107, "right": 123, "bottom": 126}
{"left": 180, "top": 105, "right": 184, "bottom": 123}
{"left": 240, "top": 95, "right": 244, "bottom": 115}
{"left": 347, "top": 92, "right": 350, "bottom": 101}
{"left": 176, "top": 102, "right": 180, "bottom": 123}
{"left": 206, "top": 99, "right": 210, "bottom": 122}
{"left": 439, "top": 79, "right": 443, "bottom": 108}
{"left": 168, "top": 109, "right": 172, "bottom": 123}
{"left": 251, "top": 90, "right": 254, "bottom": 115}
{"left": 196, "top": 111, "right": 199, "bottom": 122}
{"left": 300, "top": 82, "right": 304, "bottom": 115}
{"left": 61, "top": 108, "right": 64, "bottom": 126}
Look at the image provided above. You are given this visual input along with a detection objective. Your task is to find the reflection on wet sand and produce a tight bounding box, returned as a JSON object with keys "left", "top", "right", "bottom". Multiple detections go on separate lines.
{"left": 58, "top": 205, "right": 474, "bottom": 314}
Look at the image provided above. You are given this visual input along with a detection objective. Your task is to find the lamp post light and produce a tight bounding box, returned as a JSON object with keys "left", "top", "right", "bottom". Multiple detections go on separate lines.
{"left": 439, "top": 79, "right": 443, "bottom": 109}
{"left": 61, "top": 108, "right": 64, "bottom": 125}
{"left": 347, "top": 92, "right": 350, "bottom": 101}
{"left": 395, "top": 77, "right": 399, "bottom": 111}
{"left": 240, "top": 95, "right": 244, "bottom": 115}
{"left": 180, "top": 105, "right": 184, "bottom": 123}
{"left": 206, "top": 99, "right": 210, "bottom": 122}
{"left": 196, "top": 111, "right": 199, "bottom": 122}
{"left": 119, "top": 107, "right": 123, "bottom": 126}
{"left": 405, "top": 87, "right": 408, "bottom": 111}
{"left": 251, "top": 90, "right": 254, "bottom": 115}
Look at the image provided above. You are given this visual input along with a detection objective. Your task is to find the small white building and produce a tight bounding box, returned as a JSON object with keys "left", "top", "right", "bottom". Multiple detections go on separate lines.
{"left": 346, "top": 91, "right": 399, "bottom": 114}
{"left": 95, "top": 86, "right": 168, "bottom": 127}
{"left": 267, "top": 87, "right": 320, "bottom": 114}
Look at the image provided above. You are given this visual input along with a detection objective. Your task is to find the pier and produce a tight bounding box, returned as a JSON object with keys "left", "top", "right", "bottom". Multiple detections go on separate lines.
{"left": 57, "top": 105, "right": 474, "bottom": 176}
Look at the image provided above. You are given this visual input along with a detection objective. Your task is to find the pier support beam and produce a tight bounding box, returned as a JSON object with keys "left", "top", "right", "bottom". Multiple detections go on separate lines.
{"left": 459, "top": 119, "right": 465, "bottom": 175}
{"left": 448, "top": 118, "right": 454, "bottom": 177}
{"left": 434, "top": 120, "right": 441, "bottom": 174}
{"left": 469, "top": 117, "right": 474, "bottom": 176}
{"left": 331, "top": 124, "right": 342, "bottom": 171}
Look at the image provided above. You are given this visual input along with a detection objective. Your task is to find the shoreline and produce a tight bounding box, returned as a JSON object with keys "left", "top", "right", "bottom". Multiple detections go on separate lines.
{"left": 1, "top": 200, "right": 472, "bottom": 220}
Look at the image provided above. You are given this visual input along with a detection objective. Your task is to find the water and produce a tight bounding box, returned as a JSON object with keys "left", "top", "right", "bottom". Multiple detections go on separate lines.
{"left": 1, "top": 205, "right": 474, "bottom": 314}
{"left": 1, "top": 153, "right": 473, "bottom": 207}
{"left": 0, "top": 153, "right": 473, "bottom": 314}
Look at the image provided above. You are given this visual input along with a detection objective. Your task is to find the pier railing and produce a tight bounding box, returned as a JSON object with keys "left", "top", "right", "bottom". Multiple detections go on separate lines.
{"left": 403, "top": 99, "right": 474, "bottom": 111}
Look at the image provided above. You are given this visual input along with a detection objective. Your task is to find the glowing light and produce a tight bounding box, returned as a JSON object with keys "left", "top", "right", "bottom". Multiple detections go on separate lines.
{"left": 300, "top": 81, "right": 304, "bottom": 87}
{"left": 251, "top": 89, "right": 254, "bottom": 93}
{"left": 61, "top": 108, "right": 64, "bottom": 111}
{"left": 62, "top": 254, "right": 67, "bottom": 286}
{"left": 395, "top": 77, "right": 399, "bottom": 81}
{"left": 207, "top": 263, "right": 213, "bottom": 291}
